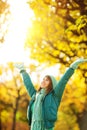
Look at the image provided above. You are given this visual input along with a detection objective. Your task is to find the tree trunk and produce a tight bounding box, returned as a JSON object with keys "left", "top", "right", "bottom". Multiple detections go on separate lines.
{"left": 78, "top": 110, "right": 87, "bottom": 130}
{"left": 0, "top": 112, "right": 2, "bottom": 130}
{"left": 12, "top": 90, "right": 20, "bottom": 130}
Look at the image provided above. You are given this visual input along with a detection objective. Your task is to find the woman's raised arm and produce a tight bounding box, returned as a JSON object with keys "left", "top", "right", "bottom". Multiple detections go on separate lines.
{"left": 54, "top": 58, "right": 87, "bottom": 102}
{"left": 14, "top": 63, "right": 36, "bottom": 97}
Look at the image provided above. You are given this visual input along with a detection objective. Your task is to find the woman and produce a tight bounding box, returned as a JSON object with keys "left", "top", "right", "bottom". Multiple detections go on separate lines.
{"left": 15, "top": 58, "right": 87, "bottom": 130}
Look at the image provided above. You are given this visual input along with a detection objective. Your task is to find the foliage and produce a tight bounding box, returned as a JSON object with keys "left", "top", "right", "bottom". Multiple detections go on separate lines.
{"left": 26, "top": 0, "right": 87, "bottom": 66}
{"left": 0, "top": 63, "right": 29, "bottom": 130}
{"left": 0, "top": 0, "right": 10, "bottom": 43}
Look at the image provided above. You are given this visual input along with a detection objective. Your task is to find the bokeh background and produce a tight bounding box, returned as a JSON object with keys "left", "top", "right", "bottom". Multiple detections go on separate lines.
{"left": 0, "top": 0, "right": 87, "bottom": 130}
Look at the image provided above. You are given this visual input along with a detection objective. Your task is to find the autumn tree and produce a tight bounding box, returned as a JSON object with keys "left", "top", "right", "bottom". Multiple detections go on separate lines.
{"left": 0, "top": 63, "right": 29, "bottom": 130}
{"left": 26, "top": 0, "right": 87, "bottom": 65}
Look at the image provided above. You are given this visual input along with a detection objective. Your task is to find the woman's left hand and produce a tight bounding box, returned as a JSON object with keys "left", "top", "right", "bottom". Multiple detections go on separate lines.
{"left": 70, "top": 58, "right": 87, "bottom": 69}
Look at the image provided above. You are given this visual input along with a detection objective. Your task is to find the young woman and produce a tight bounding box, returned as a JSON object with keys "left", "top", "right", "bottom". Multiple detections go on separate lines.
{"left": 15, "top": 58, "right": 87, "bottom": 130}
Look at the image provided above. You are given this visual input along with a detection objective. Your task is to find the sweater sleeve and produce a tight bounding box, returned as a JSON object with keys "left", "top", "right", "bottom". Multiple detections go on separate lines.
{"left": 20, "top": 70, "right": 36, "bottom": 97}
{"left": 54, "top": 67, "right": 74, "bottom": 102}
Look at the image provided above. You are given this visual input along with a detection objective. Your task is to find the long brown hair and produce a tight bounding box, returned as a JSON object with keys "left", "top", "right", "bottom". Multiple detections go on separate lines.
{"left": 38, "top": 75, "right": 53, "bottom": 94}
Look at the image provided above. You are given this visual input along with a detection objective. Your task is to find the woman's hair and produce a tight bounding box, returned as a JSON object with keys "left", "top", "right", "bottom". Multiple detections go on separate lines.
{"left": 38, "top": 75, "right": 53, "bottom": 94}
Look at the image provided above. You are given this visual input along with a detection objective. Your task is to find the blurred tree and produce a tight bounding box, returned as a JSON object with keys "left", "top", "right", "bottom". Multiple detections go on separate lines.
{"left": 26, "top": 0, "right": 87, "bottom": 66}
{"left": 0, "top": 63, "right": 29, "bottom": 130}
{"left": 58, "top": 69, "right": 87, "bottom": 130}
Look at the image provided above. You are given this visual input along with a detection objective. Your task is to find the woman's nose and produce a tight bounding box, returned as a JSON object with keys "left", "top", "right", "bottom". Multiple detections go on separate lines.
{"left": 42, "top": 80, "right": 46, "bottom": 84}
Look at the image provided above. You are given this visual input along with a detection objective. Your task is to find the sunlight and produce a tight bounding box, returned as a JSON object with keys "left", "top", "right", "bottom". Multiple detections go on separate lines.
{"left": 0, "top": 0, "right": 34, "bottom": 64}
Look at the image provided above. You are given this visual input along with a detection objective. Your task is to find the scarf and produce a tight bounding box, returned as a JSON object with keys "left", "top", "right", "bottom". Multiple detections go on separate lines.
{"left": 31, "top": 89, "right": 46, "bottom": 130}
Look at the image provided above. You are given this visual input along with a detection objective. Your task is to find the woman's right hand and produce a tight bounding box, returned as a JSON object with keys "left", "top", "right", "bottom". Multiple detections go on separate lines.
{"left": 14, "top": 63, "right": 25, "bottom": 71}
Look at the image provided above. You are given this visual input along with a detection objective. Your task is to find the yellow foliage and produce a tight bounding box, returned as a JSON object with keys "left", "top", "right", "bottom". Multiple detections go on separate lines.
{"left": 1, "top": 110, "right": 9, "bottom": 122}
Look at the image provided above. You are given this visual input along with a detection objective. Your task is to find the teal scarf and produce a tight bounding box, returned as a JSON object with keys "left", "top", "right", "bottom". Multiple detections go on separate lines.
{"left": 31, "top": 89, "right": 46, "bottom": 130}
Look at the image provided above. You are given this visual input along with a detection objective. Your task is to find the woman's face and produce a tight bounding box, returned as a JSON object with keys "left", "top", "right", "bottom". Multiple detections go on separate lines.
{"left": 40, "top": 76, "right": 52, "bottom": 89}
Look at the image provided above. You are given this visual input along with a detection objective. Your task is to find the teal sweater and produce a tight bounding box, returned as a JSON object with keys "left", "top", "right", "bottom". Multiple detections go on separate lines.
{"left": 21, "top": 67, "right": 74, "bottom": 129}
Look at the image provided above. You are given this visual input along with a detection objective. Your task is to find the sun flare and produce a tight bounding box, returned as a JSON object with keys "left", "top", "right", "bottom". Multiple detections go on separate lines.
{"left": 0, "top": 0, "right": 34, "bottom": 64}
